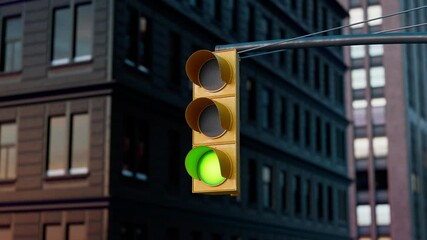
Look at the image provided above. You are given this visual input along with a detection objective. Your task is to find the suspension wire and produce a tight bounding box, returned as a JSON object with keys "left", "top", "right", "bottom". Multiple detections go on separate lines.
{"left": 239, "top": 26, "right": 427, "bottom": 59}
{"left": 238, "top": 5, "right": 427, "bottom": 56}
{"left": 374, "top": 22, "right": 427, "bottom": 34}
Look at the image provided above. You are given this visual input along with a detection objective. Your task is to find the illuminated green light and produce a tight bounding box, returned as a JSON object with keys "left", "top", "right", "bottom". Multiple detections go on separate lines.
{"left": 198, "top": 150, "right": 226, "bottom": 186}
{"left": 185, "top": 146, "right": 227, "bottom": 186}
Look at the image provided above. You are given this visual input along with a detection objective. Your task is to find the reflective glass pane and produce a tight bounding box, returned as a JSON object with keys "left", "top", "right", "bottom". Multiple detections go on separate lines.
{"left": 71, "top": 114, "right": 89, "bottom": 174}
{"left": 5, "top": 18, "right": 22, "bottom": 41}
{"left": 356, "top": 205, "right": 371, "bottom": 226}
{"left": 0, "top": 149, "right": 6, "bottom": 179}
{"left": 350, "top": 45, "right": 365, "bottom": 59}
{"left": 1, "top": 123, "right": 16, "bottom": 145}
{"left": 350, "top": 8, "right": 364, "bottom": 28}
{"left": 47, "top": 116, "right": 67, "bottom": 176}
{"left": 370, "top": 66, "right": 385, "bottom": 88}
{"left": 75, "top": 4, "right": 93, "bottom": 60}
{"left": 53, "top": 8, "right": 72, "bottom": 63}
{"left": 13, "top": 41, "right": 22, "bottom": 71}
{"left": 351, "top": 69, "right": 367, "bottom": 89}
{"left": 4, "top": 44, "right": 13, "bottom": 72}
{"left": 373, "top": 137, "right": 388, "bottom": 157}
{"left": 369, "top": 44, "right": 384, "bottom": 57}
{"left": 354, "top": 138, "right": 369, "bottom": 159}
{"left": 376, "top": 204, "right": 391, "bottom": 225}
{"left": 368, "top": 5, "right": 382, "bottom": 26}
{"left": 7, "top": 147, "right": 16, "bottom": 179}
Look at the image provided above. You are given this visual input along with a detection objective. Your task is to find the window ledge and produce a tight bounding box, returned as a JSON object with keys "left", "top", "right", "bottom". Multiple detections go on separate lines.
{"left": 124, "top": 59, "right": 150, "bottom": 75}
{"left": 49, "top": 59, "right": 93, "bottom": 70}
{"left": 0, "top": 179, "right": 17, "bottom": 185}
{"left": 44, "top": 173, "right": 90, "bottom": 181}
{"left": 0, "top": 71, "right": 22, "bottom": 82}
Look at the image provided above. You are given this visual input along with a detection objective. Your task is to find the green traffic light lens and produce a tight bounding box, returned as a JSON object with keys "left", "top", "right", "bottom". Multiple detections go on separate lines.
{"left": 198, "top": 150, "right": 226, "bottom": 186}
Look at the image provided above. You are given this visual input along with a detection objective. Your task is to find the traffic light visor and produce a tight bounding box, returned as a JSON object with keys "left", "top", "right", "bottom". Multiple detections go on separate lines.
{"left": 185, "top": 146, "right": 232, "bottom": 186}
{"left": 185, "top": 98, "right": 232, "bottom": 138}
{"left": 186, "top": 50, "right": 232, "bottom": 91}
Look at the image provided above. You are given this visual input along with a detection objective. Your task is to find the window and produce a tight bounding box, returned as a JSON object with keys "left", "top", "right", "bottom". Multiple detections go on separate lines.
{"left": 125, "top": 8, "right": 150, "bottom": 73}
{"left": 67, "top": 224, "right": 85, "bottom": 240}
{"left": 44, "top": 225, "right": 62, "bottom": 240}
{"left": 231, "top": 0, "right": 238, "bottom": 31}
{"left": 325, "top": 123, "right": 331, "bottom": 157}
{"left": 312, "top": 0, "right": 318, "bottom": 30}
{"left": 375, "top": 169, "right": 388, "bottom": 190}
{"left": 354, "top": 138, "right": 369, "bottom": 159}
{"left": 349, "top": 8, "right": 364, "bottom": 28}
{"left": 279, "top": 30, "right": 287, "bottom": 66}
{"left": 315, "top": 116, "right": 322, "bottom": 153}
{"left": 304, "top": 110, "right": 311, "bottom": 147}
{"left": 350, "top": 45, "right": 365, "bottom": 59}
{"left": 371, "top": 98, "right": 386, "bottom": 125}
{"left": 292, "top": 104, "right": 300, "bottom": 142}
{"left": 122, "top": 118, "right": 150, "bottom": 181}
{"left": 280, "top": 171, "right": 288, "bottom": 212}
{"left": 280, "top": 98, "right": 288, "bottom": 136}
{"left": 373, "top": 137, "right": 388, "bottom": 157}
{"left": 369, "top": 44, "right": 384, "bottom": 57}
{"left": 335, "top": 73, "right": 344, "bottom": 105}
{"left": 292, "top": 49, "right": 299, "bottom": 75}
{"left": 0, "top": 226, "right": 12, "bottom": 240}
{"left": 317, "top": 183, "right": 324, "bottom": 219}
{"left": 47, "top": 114, "right": 89, "bottom": 176}
{"left": 1, "top": 16, "right": 22, "bottom": 72}
{"left": 370, "top": 66, "right": 385, "bottom": 88}
{"left": 356, "top": 170, "right": 369, "bottom": 191}
{"left": 294, "top": 175, "right": 301, "bottom": 215}
{"left": 248, "top": 159, "right": 257, "bottom": 204}
{"left": 376, "top": 204, "right": 391, "bottom": 225}
{"left": 169, "top": 32, "right": 181, "bottom": 86}
{"left": 305, "top": 179, "right": 312, "bottom": 217}
{"left": 351, "top": 69, "right": 367, "bottom": 89}
{"left": 357, "top": 205, "right": 371, "bottom": 226}
{"left": 353, "top": 100, "right": 367, "bottom": 126}
{"left": 0, "top": 123, "right": 16, "bottom": 180}
{"left": 262, "top": 166, "right": 273, "bottom": 208}
{"left": 367, "top": 5, "right": 382, "bottom": 26}
{"left": 214, "top": 0, "right": 222, "bottom": 22}
{"left": 327, "top": 186, "right": 333, "bottom": 222}
{"left": 338, "top": 190, "right": 347, "bottom": 222}
{"left": 314, "top": 57, "right": 320, "bottom": 90}
{"left": 52, "top": 4, "right": 93, "bottom": 66}
{"left": 324, "top": 64, "right": 330, "bottom": 96}
{"left": 247, "top": 79, "right": 257, "bottom": 121}
{"left": 261, "top": 88, "right": 273, "bottom": 129}
{"left": 248, "top": 5, "right": 255, "bottom": 41}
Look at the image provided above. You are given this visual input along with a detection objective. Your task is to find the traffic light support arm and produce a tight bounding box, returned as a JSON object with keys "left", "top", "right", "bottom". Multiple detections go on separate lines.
{"left": 215, "top": 33, "right": 427, "bottom": 53}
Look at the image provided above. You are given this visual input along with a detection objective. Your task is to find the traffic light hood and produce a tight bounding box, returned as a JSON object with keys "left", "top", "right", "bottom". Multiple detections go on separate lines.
{"left": 186, "top": 50, "right": 232, "bottom": 91}
{"left": 185, "top": 97, "right": 232, "bottom": 137}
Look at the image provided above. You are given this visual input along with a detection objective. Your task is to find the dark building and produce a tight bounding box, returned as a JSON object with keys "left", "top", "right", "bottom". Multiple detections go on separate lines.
{"left": 0, "top": 0, "right": 349, "bottom": 239}
{"left": 343, "top": 0, "right": 427, "bottom": 239}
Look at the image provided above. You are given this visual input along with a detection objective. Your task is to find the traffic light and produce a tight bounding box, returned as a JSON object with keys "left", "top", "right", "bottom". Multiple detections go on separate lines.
{"left": 184, "top": 49, "right": 239, "bottom": 196}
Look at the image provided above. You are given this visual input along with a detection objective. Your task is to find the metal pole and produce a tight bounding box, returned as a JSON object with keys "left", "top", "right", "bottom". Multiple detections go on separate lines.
{"left": 215, "top": 33, "right": 427, "bottom": 53}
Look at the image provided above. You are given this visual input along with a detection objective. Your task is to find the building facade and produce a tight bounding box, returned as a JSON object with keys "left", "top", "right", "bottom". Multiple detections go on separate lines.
{"left": 345, "top": 0, "right": 427, "bottom": 239}
{"left": 0, "top": 0, "right": 349, "bottom": 239}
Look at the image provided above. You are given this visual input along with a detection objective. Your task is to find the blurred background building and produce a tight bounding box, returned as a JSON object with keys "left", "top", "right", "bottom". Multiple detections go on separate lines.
{"left": 343, "top": 0, "right": 427, "bottom": 239}
{"left": 0, "top": 0, "right": 349, "bottom": 239}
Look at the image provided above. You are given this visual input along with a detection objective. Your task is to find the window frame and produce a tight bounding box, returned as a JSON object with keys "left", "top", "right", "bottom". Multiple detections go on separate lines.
{"left": 51, "top": 2, "right": 94, "bottom": 67}
{"left": 46, "top": 112, "right": 90, "bottom": 178}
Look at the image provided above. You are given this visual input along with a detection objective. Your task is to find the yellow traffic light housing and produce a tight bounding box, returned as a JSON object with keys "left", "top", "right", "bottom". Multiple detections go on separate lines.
{"left": 184, "top": 49, "right": 239, "bottom": 196}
